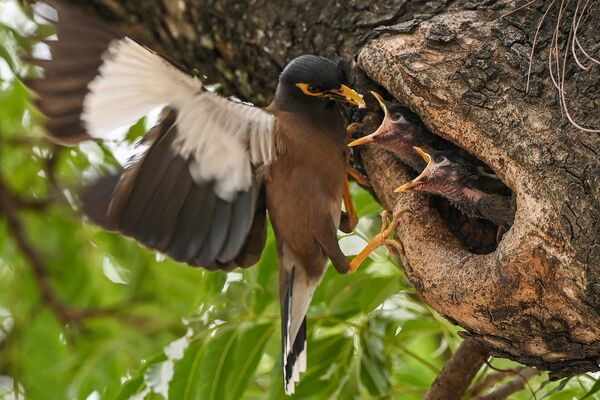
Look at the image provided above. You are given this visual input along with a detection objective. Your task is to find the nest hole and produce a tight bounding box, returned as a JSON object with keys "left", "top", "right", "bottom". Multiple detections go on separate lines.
{"left": 433, "top": 196, "right": 505, "bottom": 254}
{"left": 350, "top": 88, "right": 515, "bottom": 254}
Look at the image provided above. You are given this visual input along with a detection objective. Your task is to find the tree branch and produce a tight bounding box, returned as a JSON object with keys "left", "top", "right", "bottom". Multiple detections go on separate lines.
{"left": 7, "top": 193, "right": 53, "bottom": 211}
{"left": 467, "top": 367, "right": 525, "bottom": 398}
{"left": 474, "top": 368, "right": 539, "bottom": 400}
{"left": 424, "top": 338, "right": 489, "bottom": 400}
{"left": 0, "top": 175, "right": 120, "bottom": 324}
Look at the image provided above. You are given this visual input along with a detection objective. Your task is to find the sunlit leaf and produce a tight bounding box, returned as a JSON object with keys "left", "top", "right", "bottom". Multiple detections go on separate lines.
{"left": 580, "top": 379, "right": 600, "bottom": 400}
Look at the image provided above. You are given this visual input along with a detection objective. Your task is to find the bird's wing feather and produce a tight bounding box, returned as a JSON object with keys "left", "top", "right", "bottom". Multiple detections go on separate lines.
{"left": 81, "top": 110, "right": 264, "bottom": 268}
{"left": 30, "top": 0, "right": 277, "bottom": 199}
{"left": 31, "top": 0, "right": 275, "bottom": 268}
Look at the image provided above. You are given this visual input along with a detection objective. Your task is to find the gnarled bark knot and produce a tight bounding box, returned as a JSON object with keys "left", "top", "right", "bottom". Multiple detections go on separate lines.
{"left": 356, "top": 10, "right": 600, "bottom": 378}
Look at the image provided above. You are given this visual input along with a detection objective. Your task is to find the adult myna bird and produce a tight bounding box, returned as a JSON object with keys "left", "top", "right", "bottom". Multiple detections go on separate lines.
{"left": 395, "top": 147, "right": 515, "bottom": 228}
{"left": 27, "top": 1, "right": 397, "bottom": 394}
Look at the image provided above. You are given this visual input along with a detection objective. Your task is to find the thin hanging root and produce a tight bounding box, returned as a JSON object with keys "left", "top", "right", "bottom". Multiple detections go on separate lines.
{"left": 496, "top": 0, "right": 539, "bottom": 21}
{"left": 560, "top": 0, "right": 600, "bottom": 132}
{"left": 527, "top": 0, "right": 556, "bottom": 92}
{"left": 573, "top": 0, "right": 600, "bottom": 66}
{"left": 560, "top": 0, "right": 600, "bottom": 133}
{"left": 548, "top": 0, "right": 566, "bottom": 93}
{"left": 528, "top": 0, "right": 600, "bottom": 132}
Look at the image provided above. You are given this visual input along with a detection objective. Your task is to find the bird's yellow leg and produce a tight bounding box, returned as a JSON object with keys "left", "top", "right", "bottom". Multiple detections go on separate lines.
{"left": 347, "top": 166, "right": 371, "bottom": 187}
{"left": 348, "top": 209, "right": 408, "bottom": 272}
{"left": 342, "top": 177, "right": 359, "bottom": 231}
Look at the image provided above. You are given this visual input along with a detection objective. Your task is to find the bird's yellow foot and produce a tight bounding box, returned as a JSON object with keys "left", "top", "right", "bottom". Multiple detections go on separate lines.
{"left": 347, "top": 166, "right": 371, "bottom": 187}
{"left": 348, "top": 209, "right": 408, "bottom": 272}
{"left": 341, "top": 178, "right": 359, "bottom": 233}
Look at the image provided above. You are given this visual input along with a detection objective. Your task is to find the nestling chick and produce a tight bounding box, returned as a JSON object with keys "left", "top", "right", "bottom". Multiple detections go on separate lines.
{"left": 396, "top": 147, "right": 515, "bottom": 227}
{"left": 348, "top": 92, "right": 443, "bottom": 172}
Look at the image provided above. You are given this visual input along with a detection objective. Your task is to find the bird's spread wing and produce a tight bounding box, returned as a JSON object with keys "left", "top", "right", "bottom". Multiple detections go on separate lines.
{"left": 29, "top": 1, "right": 275, "bottom": 269}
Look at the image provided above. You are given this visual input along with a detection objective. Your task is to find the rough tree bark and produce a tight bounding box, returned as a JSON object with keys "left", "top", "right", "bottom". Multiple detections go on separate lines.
{"left": 64, "top": 0, "right": 599, "bottom": 379}
{"left": 424, "top": 339, "right": 489, "bottom": 400}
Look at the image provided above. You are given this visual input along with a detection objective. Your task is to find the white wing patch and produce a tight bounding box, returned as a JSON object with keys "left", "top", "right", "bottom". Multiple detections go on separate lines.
{"left": 82, "top": 37, "right": 276, "bottom": 200}
{"left": 174, "top": 92, "right": 276, "bottom": 200}
{"left": 83, "top": 37, "right": 201, "bottom": 136}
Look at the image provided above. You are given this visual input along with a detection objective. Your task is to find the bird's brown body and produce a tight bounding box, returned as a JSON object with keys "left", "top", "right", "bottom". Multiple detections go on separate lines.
{"left": 266, "top": 106, "right": 348, "bottom": 279}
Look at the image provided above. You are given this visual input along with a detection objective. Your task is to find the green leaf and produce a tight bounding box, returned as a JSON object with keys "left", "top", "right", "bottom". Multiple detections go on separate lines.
{"left": 171, "top": 325, "right": 255, "bottom": 400}
{"left": 288, "top": 334, "right": 354, "bottom": 398}
{"left": 0, "top": 42, "right": 16, "bottom": 72}
{"left": 19, "top": 310, "right": 70, "bottom": 399}
{"left": 226, "top": 323, "right": 273, "bottom": 399}
{"left": 580, "top": 379, "right": 600, "bottom": 400}
{"left": 360, "top": 319, "right": 391, "bottom": 396}
{"left": 169, "top": 339, "right": 204, "bottom": 400}
{"left": 114, "top": 354, "right": 167, "bottom": 400}
{"left": 540, "top": 377, "right": 571, "bottom": 399}
{"left": 125, "top": 117, "right": 147, "bottom": 142}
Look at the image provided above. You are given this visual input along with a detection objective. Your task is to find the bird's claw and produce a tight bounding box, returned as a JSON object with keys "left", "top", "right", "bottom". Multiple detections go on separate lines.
{"left": 377, "top": 209, "right": 407, "bottom": 256}
{"left": 384, "top": 238, "right": 405, "bottom": 257}
{"left": 348, "top": 208, "right": 408, "bottom": 272}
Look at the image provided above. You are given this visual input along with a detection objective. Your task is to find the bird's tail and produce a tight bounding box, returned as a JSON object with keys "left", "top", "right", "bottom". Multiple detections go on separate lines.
{"left": 280, "top": 264, "right": 319, "bottom": 395}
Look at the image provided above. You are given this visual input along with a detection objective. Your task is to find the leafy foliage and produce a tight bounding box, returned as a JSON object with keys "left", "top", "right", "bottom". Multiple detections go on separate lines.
{"left": 0, "top": 2, "right": 597, "bottom": 399}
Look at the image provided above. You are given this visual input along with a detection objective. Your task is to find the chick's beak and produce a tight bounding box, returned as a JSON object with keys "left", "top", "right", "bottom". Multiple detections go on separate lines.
{"left": 394, "top": 147, "right": 434, "bottom": 193}
{"left": 330, "top": 84, "right": 366, "bottom": 108}
{"left": 348, "top": 91, "right": 390, "bottom": 147}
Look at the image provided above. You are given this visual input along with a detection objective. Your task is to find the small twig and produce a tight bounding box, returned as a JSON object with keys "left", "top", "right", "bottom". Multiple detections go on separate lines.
{"left": 44, "top": 145, "right": 65, "bottom": 201}
{"left": 8, "top": 192, "right": 53, "bottom": 210}
{"left": 2, "top": 137, "right": 48, "bottom": 147}
{"left": 423, "top": 338, "right": 490, "bottom": 400}
{"left": 483, "top": 359, "right": 522, "bottom": 373}
{"left": 468, "top": 367, "right": 525, "bottom": 398}
{"left": 496, "top": 0, "right": 539, "bottom": 21}
{"left": 475, "top": 367, "right": 540, "bottom": 400}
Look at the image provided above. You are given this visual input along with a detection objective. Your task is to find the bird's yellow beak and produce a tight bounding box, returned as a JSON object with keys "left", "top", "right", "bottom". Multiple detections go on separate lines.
{"left": 394, "top": 147, "right": 433, "bottom": 193}
{"left": 331, "top": 84, "right": 366, "bottom": 108}
{"left": 348, "top": 91, "right": 389, "bottom": 147}
{"left": 296, "top": 83, "right": 366, "bottom": 108}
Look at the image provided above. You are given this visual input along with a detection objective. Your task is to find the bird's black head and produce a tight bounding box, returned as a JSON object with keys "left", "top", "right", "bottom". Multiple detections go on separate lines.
{"left": 395, "top": 147, "right": 479, "bottom": 197}
{"left": 348, "top": 91, "right": 423, "bottom": 148}
{"left": 275, "top": 55, "right": 365, "bottom": 111}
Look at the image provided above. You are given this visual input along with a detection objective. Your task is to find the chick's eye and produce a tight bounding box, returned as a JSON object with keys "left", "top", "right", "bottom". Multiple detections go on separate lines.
{"left": 391, "top": 112, "right": 403, "bottom": 121}
{"left": 436, "top": 155, "right": 448, "bottom": 163}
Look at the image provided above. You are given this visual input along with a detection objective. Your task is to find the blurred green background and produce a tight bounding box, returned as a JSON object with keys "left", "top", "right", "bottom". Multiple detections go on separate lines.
{"left": 0, "top": 1, "right": 598, "bottom": 399}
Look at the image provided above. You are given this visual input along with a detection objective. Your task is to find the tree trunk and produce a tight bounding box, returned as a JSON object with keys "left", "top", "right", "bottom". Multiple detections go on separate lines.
{"left": 68, "top": 0, "right": 600, "bottom": 378}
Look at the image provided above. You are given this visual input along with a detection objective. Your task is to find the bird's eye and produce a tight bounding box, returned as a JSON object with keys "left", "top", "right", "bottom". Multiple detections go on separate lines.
{"left": 436, "top": 155, "right": 448, "bottom": 163}
{"left": 391, "top": 111, "right": 403, "bottom": 121}
{"left": 308, "top": 85, "right": 320, "bottom": 93}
